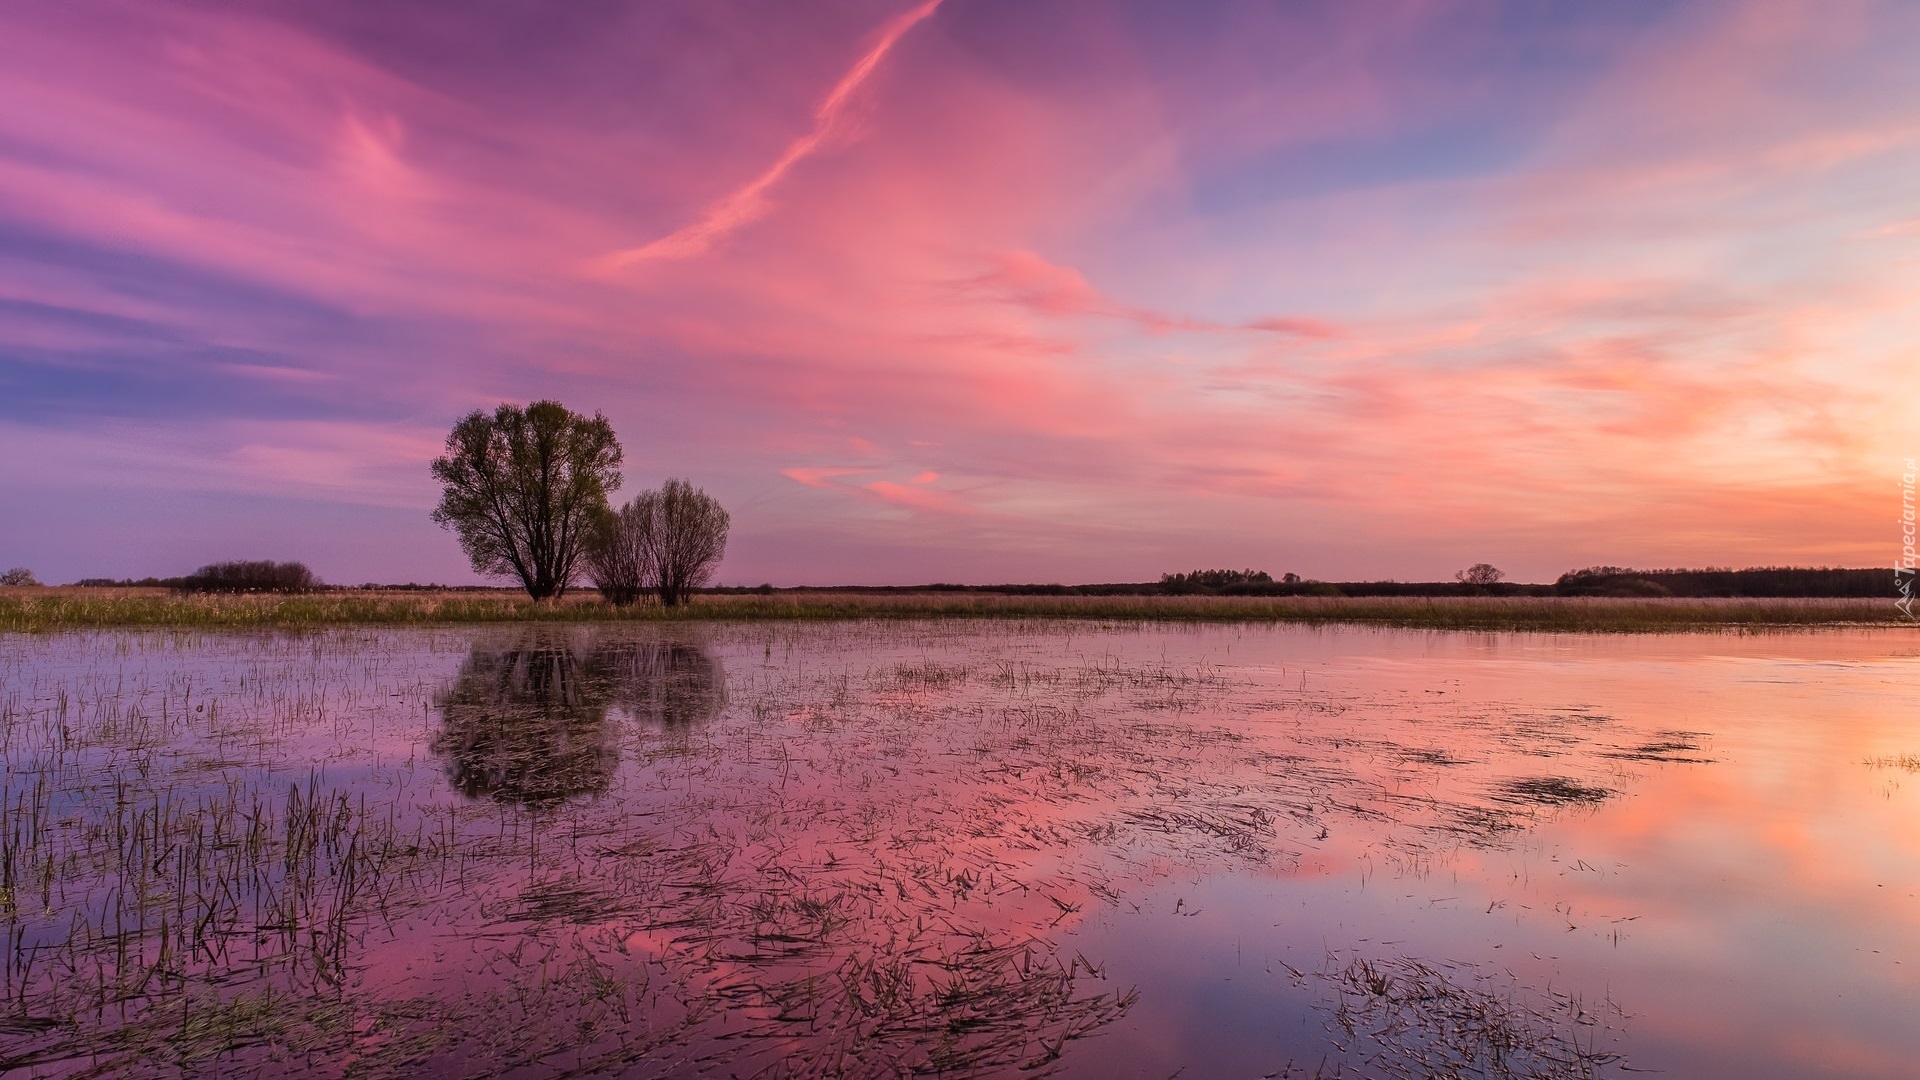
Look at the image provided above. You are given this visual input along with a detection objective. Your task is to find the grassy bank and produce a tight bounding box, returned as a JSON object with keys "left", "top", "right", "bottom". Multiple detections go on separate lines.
{"left": 0, "top": 587, "right": 1911, "bottom": 633}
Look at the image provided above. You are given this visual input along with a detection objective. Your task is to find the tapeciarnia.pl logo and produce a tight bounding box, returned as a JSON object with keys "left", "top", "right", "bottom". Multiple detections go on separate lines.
{"left": 1900, "top": 457, "right": 1916, "bottom": 621}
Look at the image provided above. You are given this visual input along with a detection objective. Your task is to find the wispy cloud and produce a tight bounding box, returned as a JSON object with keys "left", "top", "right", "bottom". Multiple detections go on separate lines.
{"left": 780, "top": 465, "right": 878, "bottom": 488}
{"left": 1, "top": 0, "right": 1914, "bottom": 584}
{"left": 963, "top": 249, "right": 1343, "bottom": 338}
{"left": 780, "top": 463, "right": 985, "bottom": 518}
{"left": 595, "top": 1, "right": 942, "bottom": 269}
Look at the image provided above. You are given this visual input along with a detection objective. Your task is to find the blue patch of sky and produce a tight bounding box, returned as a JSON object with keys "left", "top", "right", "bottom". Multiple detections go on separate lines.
{"left": 0, "top": 481, "right": 466, "bottom": 584}
{"left": 1172, "top": 3, "right": 1685, "bottom": 217}
{"left": 0, "top": 220, "right": 347, "bottom": 330}
{"left": 0, "top": 220, "right": 424, "bottom": 423}
{"left": 0, "top": 338, "right": 362, "bottom": 424}
{"left": 1185, "top": 119, "right": 1535, "bottom": 215}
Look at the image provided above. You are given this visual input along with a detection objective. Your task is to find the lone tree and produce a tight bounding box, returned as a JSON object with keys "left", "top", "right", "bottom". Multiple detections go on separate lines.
{"left": 1455, "top": 563, "right": 1505, "bottom": 586}
{"left": 588, "top": 478, "right": 729, "bottom": 607}
{"left": 431, "top": 401, "right": 622, "bottom": 601}
{"left": 0, "top": 567, "right": 38, "bottom": 586}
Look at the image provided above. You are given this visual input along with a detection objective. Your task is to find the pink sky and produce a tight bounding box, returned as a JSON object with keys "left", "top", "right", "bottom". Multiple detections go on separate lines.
{"left": 1, "top": 0, "right": 1915, "bottom": 585}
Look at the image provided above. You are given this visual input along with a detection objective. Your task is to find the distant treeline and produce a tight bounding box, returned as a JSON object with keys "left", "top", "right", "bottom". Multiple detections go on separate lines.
{"left": 74, "top": 561, "right": 322, "bottom": 594}
{"left": 706, "top": 580, "right": 1557, "bottom": 598}
{"left": 65, "top": 564, "right": 1891, "bottom": 599}
{"left": 711, "top": 566, "right": 1891, "bottom": 599}
{"left": 1551, "top": 566, "right": 1888, "bottom": 598}
{"left": 72, "top": 575, "right": 502, "bottom": 593}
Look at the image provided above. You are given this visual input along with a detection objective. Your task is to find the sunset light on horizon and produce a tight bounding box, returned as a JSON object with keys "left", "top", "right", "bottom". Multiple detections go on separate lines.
{"left": 3, "top": 0, "right": 1916, "bottom": 586}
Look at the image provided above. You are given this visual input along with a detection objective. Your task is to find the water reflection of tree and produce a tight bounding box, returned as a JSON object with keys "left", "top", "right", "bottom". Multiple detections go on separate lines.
{"left": 433, "top": 637, "right": 617, "bottom": 804}
{"left": 434, "top": 634, "right": 725, "bottom": 804}
{"left": 590, "top": 640, "right": 726, "bottom": 727}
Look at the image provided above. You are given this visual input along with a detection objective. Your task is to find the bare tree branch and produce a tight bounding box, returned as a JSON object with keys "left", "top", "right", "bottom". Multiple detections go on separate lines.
{"left": 587, "top": 478, "right": 729, "bottom": 607}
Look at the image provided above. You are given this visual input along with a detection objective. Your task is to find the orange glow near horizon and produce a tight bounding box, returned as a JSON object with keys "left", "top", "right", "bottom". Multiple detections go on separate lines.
{"left": 0, "top": 1, "right": 1914, "bottom": 584}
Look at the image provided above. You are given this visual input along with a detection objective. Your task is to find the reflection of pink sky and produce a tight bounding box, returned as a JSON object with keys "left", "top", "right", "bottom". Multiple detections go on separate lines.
{"left": 1059, "top": 631, "right": 1920, "bottom": 1078}
{"left": 10, "top": 623, "right": 1920, "bottom": 1074}
{"left": 2, "top": 3, "right": 1917, "bottom": 583}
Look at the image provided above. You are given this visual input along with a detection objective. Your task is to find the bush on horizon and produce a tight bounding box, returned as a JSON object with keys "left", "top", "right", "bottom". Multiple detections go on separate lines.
{"left": 172, "top": 560, "right": 322, "bottom": 594}
{"left": 1161, "top": 569, "right": 1278, "bottom": 594}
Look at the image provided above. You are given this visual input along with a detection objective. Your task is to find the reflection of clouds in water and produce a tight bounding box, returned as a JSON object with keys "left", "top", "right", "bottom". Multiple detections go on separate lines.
{"left": 591, "top": 639, "right": 725, "bottom": 727}
{"left": 433, "top": 632, "right": 726, "bottom": 804}
{"left": 433, "top": 635, "right": 616, "bottom": 804}
{"left": 19, "top": 624, "right": 1907, "bottom": 1077}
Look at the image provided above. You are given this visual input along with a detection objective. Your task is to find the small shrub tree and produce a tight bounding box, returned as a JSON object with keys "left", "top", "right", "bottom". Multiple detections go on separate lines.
{"left": 0, "top": 567, "right": 39, "bottom": 586}
{"left": 649, "top": 479, "right": 730, "bottom": 607}
{"left": 430, "top": 401, "right": 622, "bottom": 601}
{"left": 584, "top": 500, "right": 652, "bottom": 607}
{"left": 1455, "top": 563, "right": 1505, "bottom": 586}
{"left": 590, "top": 478, "right": 730, "bottom": 607}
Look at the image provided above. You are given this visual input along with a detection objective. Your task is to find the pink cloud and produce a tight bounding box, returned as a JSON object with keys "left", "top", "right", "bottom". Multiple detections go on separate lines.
{"left": 1242, "top": 316, "right": 1344, "bottom": 339}
{"left": 964, "top": 250, "right": 1344, "bottom": 341}
{"left": 861, "top": 480, "right": 977, "bottom": 516}
{"left": 780, "top": 466, "right": 878, "bottom": 489}
{"left": 2, "top": 0, "right": 1915, "bottom": 585}
{"left": 969, "top": 250, "right": 1107, "bottom": 317}
{"left": 594, "top": 0, "right": 943, "bottom": 268}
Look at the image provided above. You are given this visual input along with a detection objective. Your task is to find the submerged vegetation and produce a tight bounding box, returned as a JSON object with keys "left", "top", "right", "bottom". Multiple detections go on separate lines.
{"left": 0, "top": 587, "right": 1907, "bottom": 633}
{"left": 1303, "top": 951, "right": 1624, "bottom": 1080}
{"left": 1492, "top": 776, "right": 1616, "bottom": 807}
{"left": 0, "top": 621, "right": 1675, "bottom": 1076}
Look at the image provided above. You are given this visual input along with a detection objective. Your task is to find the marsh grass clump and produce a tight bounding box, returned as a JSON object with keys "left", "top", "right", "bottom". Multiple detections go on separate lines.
{"left": 0, "top": 770, "right": 437, "bottom": 1073}
{"left": 1493, "top": 776, "right": 1616, "bottom": 807}
{"left": 1603, "top": 732, "right": 1715, "bottom": 763}
{"left": 1312, "top": 951, "right": 1624, "bottom": 1080}
{"left": 882, "top": 659, "right": 972, "bottom": 694}
{"left": 1401, "top": 747, "right": 1473, "bottom": 766}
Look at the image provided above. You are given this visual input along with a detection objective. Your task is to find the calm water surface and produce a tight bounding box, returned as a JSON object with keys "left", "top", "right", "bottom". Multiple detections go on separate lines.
{"left": 1, "top": 622, "right": 1915, "bottom": 1078}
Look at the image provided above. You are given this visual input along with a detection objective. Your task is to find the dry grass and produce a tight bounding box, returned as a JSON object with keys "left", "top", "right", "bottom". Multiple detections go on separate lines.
{"left": 1, "top": 586, "right": 1909, "bottom": 633}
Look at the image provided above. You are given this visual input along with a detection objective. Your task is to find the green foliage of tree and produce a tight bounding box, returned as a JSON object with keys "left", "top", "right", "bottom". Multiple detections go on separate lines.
{"left": 430, "top": 401, "right": 622, "bottom": 601}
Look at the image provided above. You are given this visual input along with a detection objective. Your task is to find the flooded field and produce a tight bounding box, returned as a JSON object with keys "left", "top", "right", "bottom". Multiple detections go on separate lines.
{"left": 1, "top": 621, "right": 1915, "bottom": 1078}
